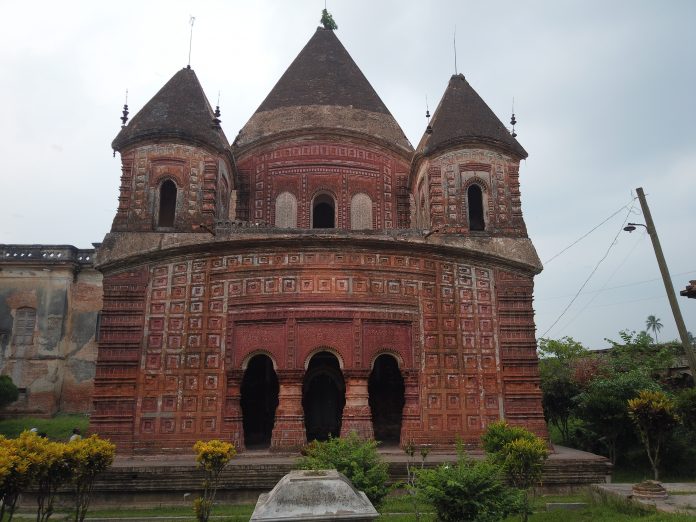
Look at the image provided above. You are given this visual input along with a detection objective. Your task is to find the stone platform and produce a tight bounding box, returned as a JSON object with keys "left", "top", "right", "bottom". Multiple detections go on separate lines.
{"left": 47, "top": 445, "right": 609, "bottom": 508}
{"left": 592, "top": 482, "right": 696, "bottom": 516}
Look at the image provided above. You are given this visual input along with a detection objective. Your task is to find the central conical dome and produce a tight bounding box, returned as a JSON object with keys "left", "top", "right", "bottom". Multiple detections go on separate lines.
{"left": 234, "top": 28, "right": 412, "bottom": 155}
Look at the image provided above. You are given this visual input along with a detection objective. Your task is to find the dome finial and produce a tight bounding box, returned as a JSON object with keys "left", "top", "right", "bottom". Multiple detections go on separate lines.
{"left": 120, "top": 89, "right": 129, "bottom": 128}
{"left": 212, "top": 91, "right": 221, "bottom": 128}
{"left": 510, "top": 97, "right": 517, "bottom": 138}
{"left": 425, "top": 95, "right": 433, "bottom": 134}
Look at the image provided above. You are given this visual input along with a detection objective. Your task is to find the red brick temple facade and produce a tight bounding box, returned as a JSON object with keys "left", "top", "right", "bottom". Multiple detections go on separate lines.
{"left": 91, "top": 27, "right": 546, "bottom": 452}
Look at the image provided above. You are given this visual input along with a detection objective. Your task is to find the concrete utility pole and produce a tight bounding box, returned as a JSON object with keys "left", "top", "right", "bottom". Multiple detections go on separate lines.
{"left": 635, "top": 187, "right": 696, "bottom": 381}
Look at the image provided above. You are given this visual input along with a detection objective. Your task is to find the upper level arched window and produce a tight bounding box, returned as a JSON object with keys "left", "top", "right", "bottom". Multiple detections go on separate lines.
{"left": 467, "top": 184, "right": 485, "bottom": 231}
{"left": 13, "top": 307, "right": 36, "bottom": 345}
{"left": 350, "top": 193, "right": 373, "bottom": 230}
{"left": 312, "top": 193, "right": 335, "bottom": 229}
{"left": 275, "top": 192, "right": 298, "bottom": 228}
{"left": 158, "top": 180, "right": 177, "bottom": 228}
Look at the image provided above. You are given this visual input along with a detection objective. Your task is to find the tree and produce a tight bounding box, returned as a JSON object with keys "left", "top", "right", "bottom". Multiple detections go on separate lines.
{"left": 537, "top": 337, "right": 588, "bottom": 442}
{"left": 0, "top": 376, "right": 19, "bottom": 409}
{"left": 320, "top": 9, "right": 338, "bottom": 30}
{"left": 64, "top": 435, "right": 116, "bottom": 522}
{"left": 575, "top": 371, "right": 658, "bottom": 464}
{"left": 645, "top": 315, "right": 663, "bottom": 343}
{"left": 605, "top": 330, "right": 675, "bottom": 378}
{"left": 192, "top": 439, "right": 236, "bottom": 522}
{"left": 628, "top": 390, "right": 679, "bottom": 480}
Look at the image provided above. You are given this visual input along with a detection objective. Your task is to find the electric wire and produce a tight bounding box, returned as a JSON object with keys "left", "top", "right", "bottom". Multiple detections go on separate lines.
{"left": 543, "top": 198, "right": 637, "bottom": 265}
{"left": 557, "top": 228, "right": 646, "bottom": 333}
{"left": 540, "top": 200, "right": 637, "bottom": 338}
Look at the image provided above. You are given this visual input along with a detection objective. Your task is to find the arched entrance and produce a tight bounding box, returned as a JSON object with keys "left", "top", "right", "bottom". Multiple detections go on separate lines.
{"left": 369, "top": 354, "right": 405, "bottom": 444}
{"left": 240, "top": 354, "right": 279, "bottom": 449}
{"left": 312, "top": 193, "right": 335, "bottom": 228}
{"left": 303, "top": 351, "right": 345, "bottom": 441}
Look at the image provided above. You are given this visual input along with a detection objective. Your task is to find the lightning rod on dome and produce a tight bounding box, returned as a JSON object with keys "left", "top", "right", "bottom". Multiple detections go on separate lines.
{"left": 187, "top": 16, "right": 196, "bottom": 68}
{"left": 453, "top": 26, "right": 458, "bottom": 75}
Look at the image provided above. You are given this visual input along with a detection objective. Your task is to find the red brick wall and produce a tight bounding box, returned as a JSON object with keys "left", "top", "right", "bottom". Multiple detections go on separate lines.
{"left": 235, "top": 137, "right": 411, "bottom": 228}
{"left": 91, "top": 246, "right": 545, "bottom": 452}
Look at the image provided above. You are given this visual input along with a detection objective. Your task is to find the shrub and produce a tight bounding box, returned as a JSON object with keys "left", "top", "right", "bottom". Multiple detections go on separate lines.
{"left": 296, "top": 433, "right": 389, "bottom": 506}
{"left": 415, "top": 454, "right": 523, "bottom": 522}
{"left": 0, "top": 376, "right": 19, "bottom": 409}
{"left": 193, "top": 439, "right": 236, "bottom": 522}
{"left": 628, "top": 389, "right": 679, "bottom": 480}
{"left": 481, "top": 420, "right": 536, "bottom": 458}
{"left": 64, "top": 434, "right": 116, "bottom": 522}
{"left": 675, "top": 387, "right": 696, "bottom": 433}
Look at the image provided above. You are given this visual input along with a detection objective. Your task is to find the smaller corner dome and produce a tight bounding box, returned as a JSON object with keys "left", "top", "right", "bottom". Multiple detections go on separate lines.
{"left": 112, "top": 67, "right": 229, "bottom": 154}
{"left": 417, "top": 74, "right": 527, "bottom": 159}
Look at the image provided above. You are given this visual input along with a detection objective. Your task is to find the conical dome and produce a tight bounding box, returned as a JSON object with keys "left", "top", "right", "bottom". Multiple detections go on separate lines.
{"left": 418, "top": 74, "right": 526, "bottom": 159}
{"left": 234, "top": 28, "right": 412, "bottom": 155}
{"left": 112, "top": 67, "right": 229, "bottom": 153}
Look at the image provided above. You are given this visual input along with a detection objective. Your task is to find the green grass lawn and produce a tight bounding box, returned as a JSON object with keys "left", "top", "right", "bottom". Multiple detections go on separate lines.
{"left": 0, "top": 413, "right": 89, "bottom": 440}
{"left": 10, "top": 489, "right": 695, "bottom": 521}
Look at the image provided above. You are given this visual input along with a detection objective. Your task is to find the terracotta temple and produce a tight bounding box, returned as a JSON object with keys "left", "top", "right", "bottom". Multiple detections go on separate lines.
{"left": 52, "top": 26, "right": 545, "bottom": 452}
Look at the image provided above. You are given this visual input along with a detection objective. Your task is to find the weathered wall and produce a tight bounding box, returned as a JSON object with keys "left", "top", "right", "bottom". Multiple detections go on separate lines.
{"left": 413, "top": 148, "right": 527, "bottom": 236}
{"left": 0, "top": 246, "right": 101, "bottom": 416}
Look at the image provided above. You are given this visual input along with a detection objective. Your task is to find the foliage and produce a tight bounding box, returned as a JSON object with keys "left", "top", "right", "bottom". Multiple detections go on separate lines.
{"left": 403, "top": 441, "right": 430, "bottom": 521}
{"left": 0, "top": 414, "right": 89, "bottom": 440}
{"left": 605, "top": 330, "right": 676, "bottom": 378}
{"left": 193, "top": 439, "right": 236, "bottom": 522}
{"left": 415, "top": 453, "right": 523, "bottom": 522}
{"left": 320, "top": 8, "right": 338, "bottom": 30}
{"left": 64, "top": 435, "right": 116, "bottom": 522}
{"left": 0, "top": 376, "right": 19, "bottom": 409}
{"left": 628, "top": 390, "right": 679, "bottom": 480}
{"left": 575, "top": 370, "right": 658, "bottom": 464}
{"left": 645, "top": 315, "right": 663, "bottom": 343}
{"left": 481, "top": 420, "right": 536, "bottom": 457}
{"left": 297, "top": 432, "right": 390, "bottom": 507}
{"left": 675, "top": 387, "right": 696, "bottom": 433}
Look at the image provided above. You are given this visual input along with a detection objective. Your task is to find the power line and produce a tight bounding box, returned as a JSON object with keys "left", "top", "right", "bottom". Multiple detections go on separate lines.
{"left": 536, "top": 269, "right": 696, "bottom": 302}
{"left": 543, "top": 198, "right": 637, "bottom": 265}
{"left": 540, "top": 200, "right": 636, "bottom": 338}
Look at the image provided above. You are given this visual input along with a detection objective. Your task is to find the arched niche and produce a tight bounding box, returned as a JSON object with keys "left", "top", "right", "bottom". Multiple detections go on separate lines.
{"left": 275, "top": 192, "right": 298, "bottom": 228}
{"left": 157, "top": 179, "right": 177, "bottom": 228}
{"left": 312, "top": 193, "right": 335, "bottom": 229}
{"left": 467, "top": 184, "right": 485, "bottom": 231}
{"left": 350, "top": 193, "right": 373, "bottom": 230}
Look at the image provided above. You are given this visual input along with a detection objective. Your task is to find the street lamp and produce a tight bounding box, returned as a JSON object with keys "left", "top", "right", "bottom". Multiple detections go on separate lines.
{"left": 624, "top": 187, "right": 696, "bottom": 381}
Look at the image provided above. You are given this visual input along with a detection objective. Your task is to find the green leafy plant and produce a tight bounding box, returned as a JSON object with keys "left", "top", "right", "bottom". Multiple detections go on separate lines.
{"left": 675, "top": 387, "right": 696, "bottom": 433}
{"left": 193, "top": 439, "right": 236, "bottom": 522}
{"left": 415, "top": 452, "right": 523, "bottom": 522}
{"left": 0, "top": 376, "right": 19, "bottom": 410}
{"left": 628, "top": 389, "right": 679, "bottom": 480}
{"left": 297, "top": 433, "right": 389, "bottom": 506}
{"left": 481, "top": 420, "right": 536, "bottom": 457}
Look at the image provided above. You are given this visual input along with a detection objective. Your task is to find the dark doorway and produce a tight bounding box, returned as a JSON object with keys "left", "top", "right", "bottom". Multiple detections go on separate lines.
{"left": 369, "top": 354, "right": 405, "bottom": 444}
{"left": 312, "top": 194, "right": 335, "bottom": 228}
{"left": 240, "top": 355, "right": 279, "bottom": 449}
{"left": 303, "top": 352, "right": 345, "bottom": 441}
{"left": 467, "top": 184, "right": 485, "bottom": 231}
{"left": 158, "top": 180, "right": 177, "bottom": 227}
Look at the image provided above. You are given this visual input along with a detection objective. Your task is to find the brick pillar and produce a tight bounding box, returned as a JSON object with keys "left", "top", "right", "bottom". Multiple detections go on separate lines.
{"left": 340, "top": 370, "right": 374, "bottom": 440}
{"left": 270, "top": 370, "right": 306, "bottom": 451}
{"left": 222, "top": 370, "right": 244, "bottom": 452}
{"left": 400, "top": 369, "right": 421, "bottom": 446}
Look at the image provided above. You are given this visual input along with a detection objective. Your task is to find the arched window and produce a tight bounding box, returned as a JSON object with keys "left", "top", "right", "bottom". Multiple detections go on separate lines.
{"left": 312, "top": 193, "right": 335, "bottom": 229}
{"left": 467, "top": 184, "right": 485, "bottom": 231}
{"left": 350, "top": 193, "right": 373, "bottom": 230}
{"left": 275, "top": 192, "right": 298, "bottom": 228}
{"left": 158, "top": 180, "right": 177, "bottom": 228}
{"left": 13, "top": 307, "right": 36, "bottom": 345}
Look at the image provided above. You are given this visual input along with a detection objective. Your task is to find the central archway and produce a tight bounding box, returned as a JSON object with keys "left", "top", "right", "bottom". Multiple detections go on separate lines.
{"left": 303, "top": 351, "right": 345, "bottom": 441}
{"left": 369, "top": 354, "right": 405, "bottom": 444}
{"left": 241, "top": 354, "right": 279, "bottom": 449}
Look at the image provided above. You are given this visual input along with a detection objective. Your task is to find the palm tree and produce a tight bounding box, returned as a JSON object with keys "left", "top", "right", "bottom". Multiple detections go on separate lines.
{"left": 645, "top": 315, "right": 663, "bottom": 343}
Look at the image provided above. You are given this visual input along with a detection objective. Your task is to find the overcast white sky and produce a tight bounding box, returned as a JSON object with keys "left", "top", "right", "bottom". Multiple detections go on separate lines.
{"left": 1, "top": 0, "right": 694, "bottom": 348}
